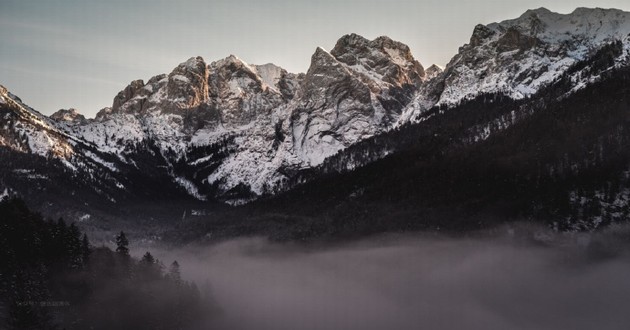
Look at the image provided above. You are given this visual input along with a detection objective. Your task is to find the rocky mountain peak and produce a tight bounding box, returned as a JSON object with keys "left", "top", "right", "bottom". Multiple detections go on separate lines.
{"left": 310, "top": 47, "right": 338, "bottom": 68}
{"left": 520, "top": 7, "right": 552, "bottom": 18}
{"left": 492, "top": 7, "right": 630, "bottom": 45}
{"left": 469, "top": 24, "right": 496, "bottom": 47}
{"left": 291, "top": 36, "right": 428, "bottom": 166}
{"left": 166, "top": 56, "right": 210, "bottom": 111}
{"left": 330, "top": 33, "right": 370, "bottom": 59}
{"left": 204, "top": 55, "right": 291, "bottom": 127}
{"left": 112, "top": 79, "right": 145, "bottom": 113}
{"left": 210, "top": 55, "right": 256, "bottom": 75}
{"left": 209, "top": 55, "right": 264, "bottom": 96}
{"left": 94, "top": 107, "right": 113, "bottom": 122}
{"left": 425, "top": 65, "right": 444, "bottom": 80}
{"left": 330, "top": 33, "right": 425, "bottom": 87}
{"left": 50, "top": 108, "right": 87, "bottom": 124}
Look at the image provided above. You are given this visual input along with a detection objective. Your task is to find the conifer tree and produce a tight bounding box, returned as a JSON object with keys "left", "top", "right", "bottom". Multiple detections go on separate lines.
{"left": 115, "top": 231, "right": 129, "bottom": 257}
{"left": 169, "top": 261, "right": 181, "bottom": 283}
{"left": 141, "top": 252, "right": 155, "bottom": 264}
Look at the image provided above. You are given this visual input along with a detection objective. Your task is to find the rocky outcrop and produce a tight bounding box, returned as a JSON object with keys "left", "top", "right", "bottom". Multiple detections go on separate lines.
{"left": 331, "top": 34, "right": 426, "bottom": 113}
{"left": 112, "top": 79, "right": 145, "bottom": 113}
{"left": 290, "top": 47, "right": 377, "bottom": 165}
{"left": 50, "top": 108, "right": 87, "bottom": 124}
{"left": 290, "top": 34, "right": 427, "bottom": 166}
{"left": 331, "top": 34, "right": 425, "bottom": 87}
{"left": 496, "top": 27, "right": 539, "bottom": 52}
{"left": 425, "top": 65, "right": 444, "bottom": 80}
{"left": 106, "top": 57, "right": 210, "bottom": 117}
{"left": 469, "top": 24, "right": 496, "bottom": 47}
{"left": 207, "top": 56, "right": 286, "bottom": 127}
{"left": 165, "top": 56, "right": 209, "bottom": 111}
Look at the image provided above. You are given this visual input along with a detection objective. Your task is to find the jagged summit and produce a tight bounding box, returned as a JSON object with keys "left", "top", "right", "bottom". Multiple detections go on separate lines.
{"left": 291, "top": 34, "right": 429, "bottom": 166}
{"left": 330, "top": 33, "right": 425, "bottom": 86}
{"left": 331, "top": 33, "right": 413, "bottom": 61}
{"left": 210, "top": 54, "right": 254, "bottom": 72}
{"left": 520, "top": 7, "right": 552, "bottom": 17}
{"left": 572, "top": 6, "right": 625, "bottom": 15}
{"left": 492, "top": 7, "right": 630, "bottom": 44}
{"left": 332, "top": 33, "right": 369, "bottom": 48}
{"left": 310, "top": 46, "right": 336, "bottom": 64}
{"left": 50, "top": 108, "right": 87, "bottom": 124}
{"left": 425, "top": 65, "right": 444, "bottom": 80}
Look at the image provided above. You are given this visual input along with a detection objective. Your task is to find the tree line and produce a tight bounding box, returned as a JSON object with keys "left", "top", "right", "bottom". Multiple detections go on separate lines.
{"left": 0, "top": 197, "right": 212, "bottom": 330}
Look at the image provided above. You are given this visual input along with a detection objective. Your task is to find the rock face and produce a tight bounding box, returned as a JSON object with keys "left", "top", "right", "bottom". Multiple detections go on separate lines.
{"left": 50, "top": 108, "right": 87, "bottom": 125}
{"left": 291, "top": 34, "right": 426, "bottom": 165}
{"left": 206, "top": 56, "right": 291, "bottom": 127}
{"left": 400, "top": 7, "right": 630, "bottom": 123}
{"left": 112, "top": 79, "right": 146, "bottom": 113}
{"left": 425, "top": 65, "right": 444, "bottom": 80}
{"left": 166, "top": 56, "right": 209, "bottom": 111}
{"left": 331, "top": 34, "right": 425, "bottom": 87}
{"left": 290, "top": 47, "right": 380, "bottom": 165}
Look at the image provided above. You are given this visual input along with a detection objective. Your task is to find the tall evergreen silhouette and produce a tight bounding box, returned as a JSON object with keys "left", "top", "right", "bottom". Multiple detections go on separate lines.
{"left": 115, "top": 231, "right": 129, "bottom": 256}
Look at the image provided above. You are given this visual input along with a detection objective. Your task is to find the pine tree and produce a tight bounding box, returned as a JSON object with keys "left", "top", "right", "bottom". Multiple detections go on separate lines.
{"left": 139, "top": 251, "right": 161, "bottom": 280}
{"left": 168, "top": 261, "right": 181, "bottom": 283}
{"left": 141, "top": 252, "right": 155, "bottom": 264}
{"left": 115, "top": 231, "right": 129, "bottom": 257}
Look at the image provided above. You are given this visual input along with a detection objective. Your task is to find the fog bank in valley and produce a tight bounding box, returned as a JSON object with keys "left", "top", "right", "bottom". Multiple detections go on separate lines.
{"left": 152, "top": 224, "right": 630, "bottom": 330}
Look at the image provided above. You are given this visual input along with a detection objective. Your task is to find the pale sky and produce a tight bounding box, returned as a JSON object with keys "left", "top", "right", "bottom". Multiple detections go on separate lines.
{"left": 2, "top": 0, "right": 630, "bottom": 118}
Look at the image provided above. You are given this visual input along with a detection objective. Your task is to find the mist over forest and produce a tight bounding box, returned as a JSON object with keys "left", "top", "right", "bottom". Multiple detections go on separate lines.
{"left": 3, "top": 197, "right": 630, "bottom": 329}
{"left": 150, "top": 224, "right": 630, "bottom": 330}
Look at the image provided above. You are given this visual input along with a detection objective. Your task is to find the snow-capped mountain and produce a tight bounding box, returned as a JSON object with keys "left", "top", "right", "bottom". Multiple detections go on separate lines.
{"left": 401, "top": 7, "right": 630, "bottom": 123}
{"left": 2, "top": 7, "right": 630, "bottom": 210}
{"left": 1, "top": 33, "right": 429, "bottom": 204}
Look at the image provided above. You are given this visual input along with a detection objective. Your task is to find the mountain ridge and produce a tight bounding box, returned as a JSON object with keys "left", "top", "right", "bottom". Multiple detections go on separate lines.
{"left": 2, "top": 7, "right": 630, "bottom": 232}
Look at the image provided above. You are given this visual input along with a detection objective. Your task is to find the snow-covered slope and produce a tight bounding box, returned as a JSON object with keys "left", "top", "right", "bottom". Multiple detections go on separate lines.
{"left": 401, "top": 7, "right": 630, "bottom": 123}
{"left": 0, "top": 85, "right": 80, "bottom": 162}
{"left": 0, "top": 85, "right": 139, "bottom": 204}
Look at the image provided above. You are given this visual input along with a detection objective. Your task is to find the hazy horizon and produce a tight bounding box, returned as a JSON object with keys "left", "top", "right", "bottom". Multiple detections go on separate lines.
{"left": 2, "top": 0, "right": 630, "bottom": 118}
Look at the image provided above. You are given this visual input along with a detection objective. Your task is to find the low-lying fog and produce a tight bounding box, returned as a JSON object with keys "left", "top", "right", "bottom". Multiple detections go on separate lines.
{"left": 150, "top": 224, "right": 630, "bottom": 330}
